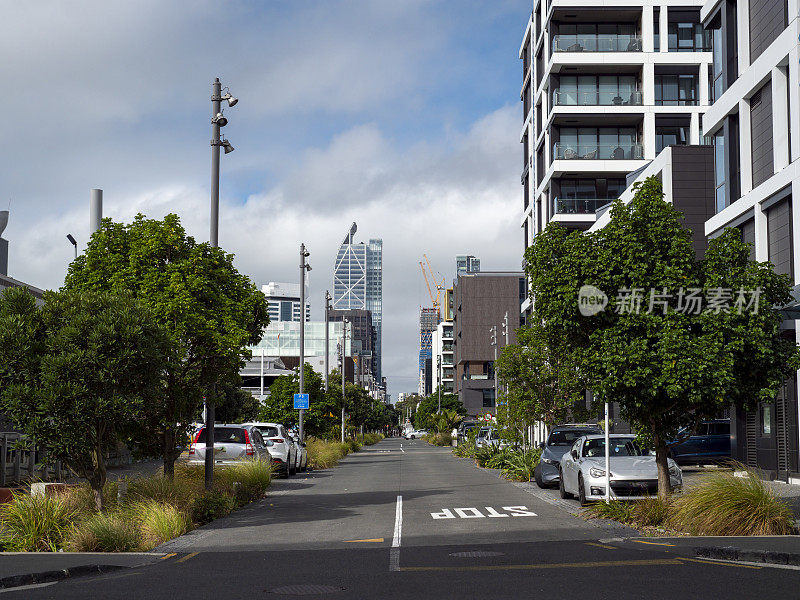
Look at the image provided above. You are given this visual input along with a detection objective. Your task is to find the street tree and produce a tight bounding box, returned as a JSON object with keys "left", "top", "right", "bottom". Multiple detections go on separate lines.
{"left": 413, "top": 389, "right": 465, "bottom": 430}
{"left": 62, "top": 214, "right": 269, "bottom": 477}
{"left": 526, "top": 176, "right": 799, "bottom": 499}
{"left": 0, "top": 288, "right": 170, "bottom": 510}
{"left": 215, "top": 384, "right": 260, "bottom": 424}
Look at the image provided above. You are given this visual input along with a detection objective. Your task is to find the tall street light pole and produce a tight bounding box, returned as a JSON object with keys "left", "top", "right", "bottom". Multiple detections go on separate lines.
{"left": 437, "top": 354, "right": 441, "bottom": 413}
{"left": 66, "top": 234, "right": 77, "bottom": 260}
{"left": 341, "top": 319, "right": 348, "bottom": 443}
{"left": 205, "top": 76, "right": 237, "bottom": 491}
{"left": 489, "top": 325, "right": 497, "bottom": 412}
{"left": 299, "top": 244, "right": 311, "bottom": 441}
{"left": 324, "top": 291, "right": 331, "bottom": 392}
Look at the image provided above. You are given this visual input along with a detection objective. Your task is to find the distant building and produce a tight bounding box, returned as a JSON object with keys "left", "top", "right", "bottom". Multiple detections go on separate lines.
{"left": 456, "top": 255, "right": 480, "bottom": 277}
{"left": 262, "top": 282, "right": 310, "bottom": 323}
{"left": 418, "top": 307, "right": 440, "bottom": 396}
{"left": 333, "top": 223, "right": 383, "bottom": 379}
{"left": 453, "top": 272, "right": 525, "bottom": 417}
{"left": 328, "top": 308, "right": 374, "bottom": 388}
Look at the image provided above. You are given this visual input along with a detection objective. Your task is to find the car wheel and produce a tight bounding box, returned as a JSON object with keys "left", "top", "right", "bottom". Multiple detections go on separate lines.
{"left": 578, "top": 474, "right": 589, "bottom": 507}
{"left": 411, "top": 435, "right": 415, "bottom": 439}
{"left": 559, "top": 469, "right": 571, "bottom": 499}
{"left": 281, "top": 465, "right": 290, "bottom": 479}
{"left": 289, "top": 460, "right": 297, "bottom": 476}
{"left": 534, "top": 465, "right": 547, "bottom": 489}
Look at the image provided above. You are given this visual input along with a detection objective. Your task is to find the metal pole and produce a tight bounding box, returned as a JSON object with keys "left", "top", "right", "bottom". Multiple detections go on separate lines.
{"left": 437, "top": 355, "right": 441, "bottom": 413}
{"left": 204, "top": 77, "right": 222, "bottom": 491}
{"left": 299, "top": 244, "right": 307, "bottom": 441}
{"left": 90, "top": 189, "right": 102, "bottom": 234}
{"left": 260, "top": 349, "right": 264, "bottom": 397}
{"left": 605, "top": 401, "right": 611, "bottom": 501}
{"left": 341, "top": 321, "right": 347, "bottom": 443}
{"left": 324, "top": 292, "right": 331, "bottom": 392}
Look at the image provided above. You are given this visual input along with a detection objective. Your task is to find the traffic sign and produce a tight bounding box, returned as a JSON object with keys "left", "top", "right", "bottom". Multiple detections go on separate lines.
{"left": 293, "top": 393, "right": 309, "bottom": 410}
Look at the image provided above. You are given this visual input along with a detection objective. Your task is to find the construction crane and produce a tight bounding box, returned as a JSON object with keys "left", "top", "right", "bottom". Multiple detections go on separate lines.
{"left": 419, "top": 254, "right": 445, "bottom": 315}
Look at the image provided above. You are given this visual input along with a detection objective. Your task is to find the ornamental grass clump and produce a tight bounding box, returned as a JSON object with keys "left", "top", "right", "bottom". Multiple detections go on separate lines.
{"left": 0, "top": 492, "right": 77, "bottom": 551}
{"left": 500, "top": 448, "right": 542, "bottom": 482}
{"left": 362, "top": 433, "right": 384, "bottom": 445}
{"left": 68, "top": 511, "right": 141, "bottom": 552}
{"left": 224, "top": 459, "right": 272, "bottom": 506}
{"left": 127, "top": 475, "right": 197, "bottom": 513}
{"left": 669, "top": 469, "right": 794, "bottom": 536}
{"left": 127, "top": 500, "right": 190, "bottom": 550}
{"left": 305, "top": 438, "right": 349, "bottom": 469}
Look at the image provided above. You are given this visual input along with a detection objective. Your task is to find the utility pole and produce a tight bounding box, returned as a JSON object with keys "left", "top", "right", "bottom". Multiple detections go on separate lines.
{"left": 299, "top": 244, "right": 311, "bottom": 441}
{"left": 489, "top": 325, "right": 498, "bottom": 409}
{"left": 205, "top": 77, "right": 237, "bottom": 491}
{"left": 437, "top": 354, "right": 441, "bottom": 413}
{"left": 324, "top": 291, "right": 331, "bottom": 392}
{"left": 341, "top": 319, "right": 348, "bottom": 443}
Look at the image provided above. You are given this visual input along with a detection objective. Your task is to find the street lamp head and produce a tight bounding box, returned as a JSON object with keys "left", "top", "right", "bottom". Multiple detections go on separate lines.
{"left": 222, "top": 93, "right": 238, "bottom": 107}
{"left": 66, "top": 234, "right": 77, "bottom": 246}
{"left": 212, "top": 112, "right": 228, "bottom": 127}
{"left": 222, "top": 140, "right": 234, "bottom": 154}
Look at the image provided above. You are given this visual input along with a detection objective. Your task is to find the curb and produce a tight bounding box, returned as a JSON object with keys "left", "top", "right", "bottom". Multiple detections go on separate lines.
{"left": 696, "top": 546, "right": 800, "bottom": 567}
{"left": 0, "top": 564, "right": 125, "bottom": 589}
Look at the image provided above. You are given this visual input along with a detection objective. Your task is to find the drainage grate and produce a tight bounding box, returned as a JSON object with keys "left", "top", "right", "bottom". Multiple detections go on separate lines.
{"left": 449, "top": 551, "right": 504, "bottom": 558}
{"left": 270, "top": 584, "right": 344, "bottom": 595}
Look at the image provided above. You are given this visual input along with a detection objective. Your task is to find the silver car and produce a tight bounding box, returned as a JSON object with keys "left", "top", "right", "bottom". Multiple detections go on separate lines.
{"left": 559, "top": 434, "right": 682, "bottom": 506}
{"left": 244, "top": 422, "right": 298, "bottom": 477}
{"left": 187, "top": 424, "right": 273, "bottom": 466}
{"left": 288, "top": 431, "right": 308, "bottom": 472}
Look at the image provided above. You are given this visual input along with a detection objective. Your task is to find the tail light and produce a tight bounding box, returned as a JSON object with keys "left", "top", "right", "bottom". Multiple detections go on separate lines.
{"left": 244, "top": 429, "right": 255, "bottom": 456}
{"left": 189, "top": 428, "right": 203, "bottom": 455}
{"left": 270, "top": 438, "right": 285, "bottom": 444}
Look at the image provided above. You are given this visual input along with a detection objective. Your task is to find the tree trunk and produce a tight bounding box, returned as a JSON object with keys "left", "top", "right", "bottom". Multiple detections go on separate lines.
{"left": 90, "top": 445, "right": 107, "bottom": 512}
{"left": 652, "top": 430, "right": 672, "bottom": 501}
{"left": 162, "top": 429, "right": 176, "bottom": 480}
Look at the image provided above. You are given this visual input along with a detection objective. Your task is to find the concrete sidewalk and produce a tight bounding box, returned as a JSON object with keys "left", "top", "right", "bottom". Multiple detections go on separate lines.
{"left": 0, "top": 552, "right": 164, "bottom": 589}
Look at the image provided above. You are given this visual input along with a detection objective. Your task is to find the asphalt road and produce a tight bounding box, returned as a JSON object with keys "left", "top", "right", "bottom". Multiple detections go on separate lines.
{"left": 11, "top": 438, "right": 800, "bottom": 599}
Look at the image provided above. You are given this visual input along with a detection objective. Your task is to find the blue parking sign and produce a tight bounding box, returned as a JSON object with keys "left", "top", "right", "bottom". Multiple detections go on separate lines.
{"left": 293, "top": 393, "right": 309, "bottom": 410}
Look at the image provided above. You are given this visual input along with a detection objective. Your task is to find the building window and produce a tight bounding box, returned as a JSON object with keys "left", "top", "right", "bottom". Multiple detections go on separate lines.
{"left": 654, "top": 74, "right": 697, "bottom": 105}
{"left": 280, "top": 301, "right": 293, "bottom": 321}
{"left": 714, "top": 130, "right": 726, "bottom": 212}
{"left": 761, "top": 404, "right": 772, "bottom": 435}
{"left": 554, "top": 75, "right": 639, "bottom": 106}
{"left": 656, "top": 126, "right": 689, "bottom": 154}
{"left": 711, "top": 26, "right": 724, "bottom": 101}
{"left": 668, "top": 22, "right": 710, "bottom": 52}
{"left": 482, "top": 389, "right": 496, "bottom": 408}
{"left": 555, "top": 127, "right": 640, "bottom": 160}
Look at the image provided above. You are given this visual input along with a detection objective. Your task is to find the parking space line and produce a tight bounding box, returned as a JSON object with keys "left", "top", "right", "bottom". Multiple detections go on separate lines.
{"left": 399, "top": 559, "right": 683, "bottom": 572}
{"left": 345, "top": 538, "right": 384, "bottom": 543}
{"left": 677, "top": 557, "right": 762, "bottom": 570}
{"left": 160, "top": 553, "right": 177, "bottom": 560}
{"left": 585, "top": 542, "right": 617, "bottom": 550}
{"left": 632, "top": 540, "right": 675, "bottom": 547}
{"left": 176, "top": 552, "right": 199, "bottom": 563}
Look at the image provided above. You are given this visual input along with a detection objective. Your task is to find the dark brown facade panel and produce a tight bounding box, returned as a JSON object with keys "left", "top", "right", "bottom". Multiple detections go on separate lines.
{"left": 767, "top": 198, "right": 793, "bottom": 277}
{"left": 751, "top": 81, "right": 775, "bottom": 189}
{"left": 749, "top": 0, "right": 788, "bottom": 61}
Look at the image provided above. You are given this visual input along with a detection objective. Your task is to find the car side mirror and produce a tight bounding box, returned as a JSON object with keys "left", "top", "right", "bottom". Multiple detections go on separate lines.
{"left": 538, "top": 441, "right": 546, "bottom": 449}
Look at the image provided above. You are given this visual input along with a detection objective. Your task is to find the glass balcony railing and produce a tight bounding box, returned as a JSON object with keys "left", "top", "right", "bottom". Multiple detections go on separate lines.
{"left": 553, "top": 142, "right": 644, "bottom": 160}
{"left": 553, "top": 35, "right": 643, "bottom": 53}
{"left": 553, "top": 90, "right": 643, "bottom": 106}
{"left": 553, "top": 197, "right": 611, "bottom": 215}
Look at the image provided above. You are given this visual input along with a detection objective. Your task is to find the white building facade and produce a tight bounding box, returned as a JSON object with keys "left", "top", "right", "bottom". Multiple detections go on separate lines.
{"left": 262, "top": 282, "right": 310, "bottom": 323}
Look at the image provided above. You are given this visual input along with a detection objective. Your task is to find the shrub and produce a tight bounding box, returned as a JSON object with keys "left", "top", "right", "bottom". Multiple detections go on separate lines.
{"left": 306, "top": 438, "right": 349, "bottom": 469}
{"left": 68, "top": 511, "right": 140, "bottom": 552}
{"left": 585, "top": 499, "right": 636, "bottom": 523}
{"left": 475, "top": 444, "right": 504, "bottom": 468}
{"left": 0, "top": 492, "right": 77, "bottom": 551}
{"left": 669, "top": 469, "right": 794, "bottom": 536}
{"left": 362, "top": 433, "right": 384, "bottom": 445}
{"left": 127, "top": 475, "right": 197, "bottom": 513}
{"left": 500, "top": 448, "right": 542, "bottom": 482}
{"left": 224, "top": 460, "right": 272, "bottom": 506}
{"left": 632, "top": 497, "right": 671, "bottom": 527}
{"left": 424, "top": 432, "right": 453, "bottom": 447}
{"left": 191, "top": 490, "right": 235, "bottom": 525}
{"left": 346, "top": 439, "right": 362, "bottom": 453}
{"left": 61, "top": 481, "right": 120, "bottom": 515}
{"left": 127, "top": 501, "right": 190, "bottom": 550}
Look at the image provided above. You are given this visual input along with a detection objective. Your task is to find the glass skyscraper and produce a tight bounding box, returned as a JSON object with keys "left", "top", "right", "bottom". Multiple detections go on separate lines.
{"left": 333, "top": 223, "right": 383, "bottom": 379}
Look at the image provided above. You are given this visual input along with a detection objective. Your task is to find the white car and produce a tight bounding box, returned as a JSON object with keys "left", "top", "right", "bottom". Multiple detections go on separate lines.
{"left": 244, "top": 422, "right": 298, "bottom": 477}
{"left": 288, "top": 431, "right": 308, "bottom": 472}
{"left": 559, "top": 434, "right": 683, "bottom": 506}
{"left": 187, "top": 424, "right": 273, "bottom": 466}
{"left": 404, "top": 429, "right": 427, "bottom": 439}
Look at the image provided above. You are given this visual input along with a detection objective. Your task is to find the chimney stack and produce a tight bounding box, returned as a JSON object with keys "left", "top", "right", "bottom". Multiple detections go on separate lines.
{"left": 90, "top": 189, "right": 103, "bottom": 234}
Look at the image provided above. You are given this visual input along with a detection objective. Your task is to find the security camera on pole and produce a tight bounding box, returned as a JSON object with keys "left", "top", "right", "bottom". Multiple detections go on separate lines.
{"left": 298, "top": 244, "right": 311, "bottom": 441}
{"left": 205, "top": 77, "right": 237, "bottom": 491}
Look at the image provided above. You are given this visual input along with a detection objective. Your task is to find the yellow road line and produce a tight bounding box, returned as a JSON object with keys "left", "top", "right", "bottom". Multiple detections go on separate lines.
{"left": 632, "top": 540, "right": 676, "bottom": 547}
{"left": 585, "top": 542, "right": 617, "bottom": 550}
{"left": 678, "top": 557, "right": 762, "bottom": 570}
{"left": 160, "top": 553, "right": 177, "bottom": 560}
{"left": 399, "top": 559, "right": 683, "bottom": 572}
{"left": 344, "top": 538, "right": 385, "bottom": 543}
{"left": 176, "top": 552, "right": 199, "bottom": 563}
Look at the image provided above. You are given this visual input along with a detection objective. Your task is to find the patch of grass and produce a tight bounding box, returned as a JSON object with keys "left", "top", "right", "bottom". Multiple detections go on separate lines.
{"left": 0, "top": 492, "right": 77, "bottom": 551}
{"left": 306, "top": 438, "right": 350, "bottom": 469}
{"left": 127, "top": 500, "right": 190, "bottom": 550}
{"left": 223, "top": 460, "right": 272, "bottom": 506}
{"left": 669, "top": 469, "right": 794, "bottom": 536}
{"left": 585, "top": 497, "right": 670, "bottom": 528}
{"left": 127, "top": 475, "right": 197, "bottom": 513}
{"left": 500, "top": 448, "right": 542, "bottom": 482}
{"left": 474, "top": 444, "right": 504, "bottom": 468}
{"left": 346, "top": 439, "right": 362, "bottom": 453}
{"left": 191, "top": 490, "right": 235, "bottom": 525}
{"left": 362, "top": 433, "right": 384, "bottom": 446}
{"left": 424, "top": 432, "right": 453, "bottom": 446}
{"left": 585, "top": 499, "right": 637, "bottom": 523}
{"left": 68, "top": 511, "right": 141, "bottom": 552}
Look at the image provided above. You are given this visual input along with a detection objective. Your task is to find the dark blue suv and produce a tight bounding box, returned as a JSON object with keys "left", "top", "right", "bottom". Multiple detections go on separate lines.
{"left": 669, "top": 420, "right": 731, "bottom": 465}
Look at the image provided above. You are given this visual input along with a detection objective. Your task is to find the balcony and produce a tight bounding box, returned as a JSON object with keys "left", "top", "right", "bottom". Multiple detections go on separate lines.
{"left": 552, "top": 35, "right": 642, "bottom": 53}
{"left": 553, "top": 197, "right": 610, "bottom": 215}
{"left": 553, "top": 90, "right": 643, "bottom": 107}
{"left": 553, "top": 142, "right": 643, "bottom": 161}
{"left": 442, "top": 343, "right": 454, "bottom": 353}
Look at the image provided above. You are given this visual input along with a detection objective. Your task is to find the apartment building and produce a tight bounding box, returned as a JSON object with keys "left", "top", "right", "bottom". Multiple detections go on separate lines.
{"left": 262, "top": 282, "right": 310, "bottom": 324}
{"left": 520, "top": 0, "right": 714, "bottom": 309}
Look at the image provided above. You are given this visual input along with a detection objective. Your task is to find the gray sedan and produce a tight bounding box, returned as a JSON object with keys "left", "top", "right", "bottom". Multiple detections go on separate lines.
{"left": 559, "top": 434, "right": 682, "bottom": 506}
{"left": 534, "top": 425, "right": 602, "bottom": 488}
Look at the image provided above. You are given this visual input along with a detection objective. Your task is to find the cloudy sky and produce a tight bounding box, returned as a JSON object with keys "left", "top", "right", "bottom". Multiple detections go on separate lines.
{"left": 1, "top": 0, "right": 527, "bottom": 399}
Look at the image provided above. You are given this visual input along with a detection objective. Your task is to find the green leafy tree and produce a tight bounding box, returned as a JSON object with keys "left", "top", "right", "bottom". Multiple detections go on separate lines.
{"left": 62, "top": 214, "right": 269, "bottom": 477}
{"left": 526, "top": 176, "right": 799, "bottom": 499}
{"left": 413, "top": 389, "right": 465, "bottom": 430}
{"left": 496, "top": 324, "right": 587, "bottom": 431}
{"left": 0, "top": 288, "right": 170, "bottom": 510}
{"left": 215, "top": 384, "right": 260, "bottom": 424}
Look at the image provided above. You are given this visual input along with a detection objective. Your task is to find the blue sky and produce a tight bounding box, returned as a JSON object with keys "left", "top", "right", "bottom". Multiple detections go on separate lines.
{"left": 0, "top": 0, "right": 530, "bottom": 397}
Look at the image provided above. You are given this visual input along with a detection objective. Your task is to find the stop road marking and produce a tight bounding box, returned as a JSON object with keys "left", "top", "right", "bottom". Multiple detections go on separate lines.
{"left": 430, "top": 506, "right": 537, "bottom": 519}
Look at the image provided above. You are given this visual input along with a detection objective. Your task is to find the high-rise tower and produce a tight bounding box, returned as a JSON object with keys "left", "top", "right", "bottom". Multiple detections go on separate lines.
{"left": 333, "top": 223, "right": 383, "bottom": 379}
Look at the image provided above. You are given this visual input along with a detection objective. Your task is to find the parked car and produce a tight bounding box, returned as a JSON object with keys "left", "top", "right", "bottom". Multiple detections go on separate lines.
{"left": 244, "top": 422, "right": 298, "bottom": 477}
{"left": 534, "top": 424, "right": 603, "bottom": 488}
{"left": 668, "top": 419, "right": 731, "bottom": 465}
{"left": 405, "top": 429, "right": 427, "bottom": 439}
{"left": 288, "top": 431, "right": 308, "bottom": 472}
{"left": 187, "top": 424, "right": 273, "bottom": 467}
{"left": 559, "top": 434, "right": 682, "bottom": 506}
{"left": 474, "top": 426, "right": 493, "bottom": 448}
{"left": 456, "top": 420, "right": 479, "bottom": 445}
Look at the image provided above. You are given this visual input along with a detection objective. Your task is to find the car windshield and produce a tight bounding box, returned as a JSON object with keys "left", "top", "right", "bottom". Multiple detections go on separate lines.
{"left": 548, "top": 429, "right": 596, "bottom": 446}
{"left": 196, "top": 428, "right": 246, "bottom": 444}
{"left": 255, "top": 426, "right": 280, "bottom": 438}
{"left": 582, "top": 438, "right": 644, "bottom": 458}
{"left": 478, "top": 428, "right": 490, "bottom": 437}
